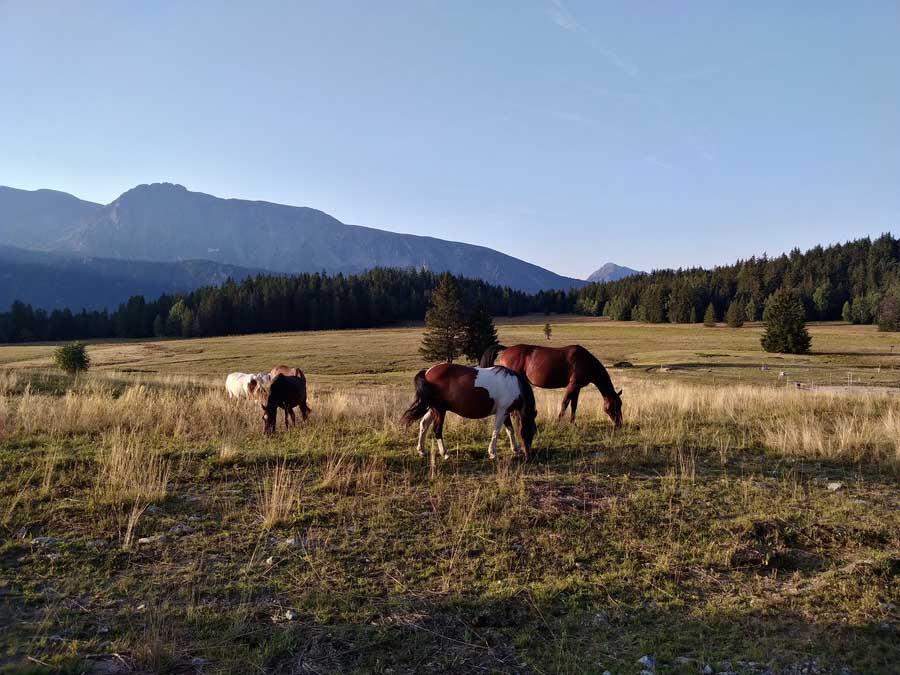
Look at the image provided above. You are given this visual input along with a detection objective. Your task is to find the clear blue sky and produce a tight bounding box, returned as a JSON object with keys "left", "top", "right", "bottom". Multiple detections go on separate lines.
{"left": 2, "top": 1, "right": 898, "bottom": 278}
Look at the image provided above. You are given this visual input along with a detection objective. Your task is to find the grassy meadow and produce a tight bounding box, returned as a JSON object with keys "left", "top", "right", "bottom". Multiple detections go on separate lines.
{"left": 0, "top": 317, "right": 898, "bottom": 674}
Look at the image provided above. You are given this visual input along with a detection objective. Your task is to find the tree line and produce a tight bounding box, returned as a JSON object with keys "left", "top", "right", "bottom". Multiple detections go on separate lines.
{"left": 573, "top": 233, "right": 900, "bottom": 330}
{"left": 0, "top": 268, "right": 561, "bottom": 343}
{"left": 2, "top": 233, "right": 899, "bottom": 344}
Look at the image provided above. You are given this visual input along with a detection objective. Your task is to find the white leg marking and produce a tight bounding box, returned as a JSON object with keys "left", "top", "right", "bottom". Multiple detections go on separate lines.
{"left": 488, "top": 409, "right": 506, "bottom": 459}
{"left": 505, "top": 421, "right": 519, "bottom": 452}
{"left": 416, "top": 410, "right": 433, "bottom": 457}
{"left": 437, "top": 438, "right": 448, "bottom": 459}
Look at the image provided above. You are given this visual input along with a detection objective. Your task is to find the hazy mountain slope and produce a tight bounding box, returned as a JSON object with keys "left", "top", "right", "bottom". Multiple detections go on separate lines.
{"left": 0, "top": 246, "right": 265, "bottom": 310}
{"left": 0, "top": 186, "right": 102, "bottom": 248}
{"left": 57, "top": 183, "right": 584, "bottom": 292}
{"left": 586, "top": 262, "right": 642, "bottom": 283}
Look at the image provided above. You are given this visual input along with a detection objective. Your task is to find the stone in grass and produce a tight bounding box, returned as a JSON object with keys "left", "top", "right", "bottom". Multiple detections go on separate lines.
{"left": 638, "top": 655, "right": 657, "bottom": 670}
{"left": 31, "top": 536, "right": 59, "bottom": 547}
{"left": 827, "top": 481, "right": 843, "bottom": 491}
{"left": 136, "top": 534, "right": 166, "bottom": 545}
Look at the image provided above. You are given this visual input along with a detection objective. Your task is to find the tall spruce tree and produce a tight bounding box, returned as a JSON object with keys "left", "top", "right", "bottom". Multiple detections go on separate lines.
{"left": 462, "top": 307, "right": 499, "bottom": 363}
{"left": 761, "top": 290, "right": 811, "bottom": 354}
{"left": 703, "top": 303, "right": 717, "bottom": 327}
{"left": 420, "top": 274, "right": 466, "bottom": 362}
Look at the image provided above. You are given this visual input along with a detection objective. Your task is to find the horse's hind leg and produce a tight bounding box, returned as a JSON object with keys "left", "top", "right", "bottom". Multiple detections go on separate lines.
{"left": 503, "top": 414, "right": 520, "bottom": 454}
{"left": 416, "top": 409, "right": 434, "bottom": 457}
{"left": 432, "top": 409, "right": 448, "bottom": 459}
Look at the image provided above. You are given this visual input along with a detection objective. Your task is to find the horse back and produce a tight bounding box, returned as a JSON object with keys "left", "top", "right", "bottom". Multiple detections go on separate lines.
{"left": 269, "top": 374, "right": 308, "bottom": 408}
{"left": 498, "top": 344, "right": 577, "bottom": 389}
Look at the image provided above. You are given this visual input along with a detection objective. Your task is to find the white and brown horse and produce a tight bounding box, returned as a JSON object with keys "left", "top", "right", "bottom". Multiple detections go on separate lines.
{"left": 402, "top": 363, "right": 537, "bottom": 460}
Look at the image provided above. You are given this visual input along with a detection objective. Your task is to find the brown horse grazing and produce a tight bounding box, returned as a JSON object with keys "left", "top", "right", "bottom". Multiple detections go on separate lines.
{"left": 481, "top": 344, "right": 623, "bottom": 427}
{"left": 402, "top": 363, "right": 537, "bottom": 460}
{"left": 256, "top": 374, "right": 311, "bottom": 434}
{"left": 269, "top": 365, "right": 305, "bottom": 379}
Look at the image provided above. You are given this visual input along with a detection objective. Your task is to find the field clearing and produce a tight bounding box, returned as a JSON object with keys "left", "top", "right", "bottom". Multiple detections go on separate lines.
{"left": 0, "top": 317, "right": 898, "bottom": 674}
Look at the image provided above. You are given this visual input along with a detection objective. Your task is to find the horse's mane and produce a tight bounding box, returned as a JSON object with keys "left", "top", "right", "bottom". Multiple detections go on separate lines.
{"left": 576, "top": 346, "right": 616, "bottom": 397}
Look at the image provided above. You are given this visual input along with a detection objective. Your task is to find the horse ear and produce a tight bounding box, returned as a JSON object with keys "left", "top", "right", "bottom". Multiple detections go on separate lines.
{"left": 616, "top": 388, "right": 623, "bottom": 396}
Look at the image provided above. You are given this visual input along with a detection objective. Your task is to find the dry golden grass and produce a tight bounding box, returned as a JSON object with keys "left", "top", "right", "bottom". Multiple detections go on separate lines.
{"left": 94, "top": 429, "right": 171, "bottom": 505}
{"left": 256, "top": 461, "right": 304, "bottom": 529}
{"left": 2, "top": 370, "right": 898, "bottom": 470}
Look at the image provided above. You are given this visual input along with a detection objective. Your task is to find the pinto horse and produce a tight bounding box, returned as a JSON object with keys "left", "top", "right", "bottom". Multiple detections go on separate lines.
{"left": 255, "top": 373, "right": 311, "bottom": 434}
{"left": 402, "top": 363, "right": 537, "bottom": 460}
{"left": 481, "top": 344, "right": 623, "bottom": 427}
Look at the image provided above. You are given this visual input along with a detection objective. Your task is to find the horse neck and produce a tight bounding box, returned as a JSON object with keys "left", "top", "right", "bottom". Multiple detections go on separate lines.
{"left": 590, "top": 361, "right": 616, "bottom": 399}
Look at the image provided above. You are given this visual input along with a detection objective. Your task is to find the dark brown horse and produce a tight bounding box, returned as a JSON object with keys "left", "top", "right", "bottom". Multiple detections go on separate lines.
{"left": 481, "top": 344, "right": 622, "bottom": 426}
{"left": 256, "top": 374, "right": 311, "bottom": 434}
{"left": 402, "top": 363, "right": 537, "bottom": 460}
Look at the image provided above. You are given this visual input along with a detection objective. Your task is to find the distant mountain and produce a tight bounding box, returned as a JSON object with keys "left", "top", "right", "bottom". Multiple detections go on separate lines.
{"left": 0, "top": 186, "right": 102, "bottom": 249}
{"left": 0, "top": 245, "right": 265, "bottom": 310}
{"left": 0, "top": 183, "right": 584, "bottom": 294}
{"left": 586, "top": 262, "right": 642, "bottom": 283}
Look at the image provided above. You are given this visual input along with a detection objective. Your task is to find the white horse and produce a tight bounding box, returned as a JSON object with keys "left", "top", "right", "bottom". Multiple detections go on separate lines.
{"left": 225, "top": 372, "right": 260, "bottom": 399}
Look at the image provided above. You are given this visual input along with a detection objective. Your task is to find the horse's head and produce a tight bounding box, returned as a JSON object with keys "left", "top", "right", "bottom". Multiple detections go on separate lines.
{"left": 252, "top": 380, "right": 277, "bottom": 434}
{"left": 603, "top": 389, "right": 623, "bottom": 428}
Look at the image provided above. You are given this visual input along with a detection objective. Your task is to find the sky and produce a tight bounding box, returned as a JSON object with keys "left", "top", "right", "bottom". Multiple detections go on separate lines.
{"left": 1, "top": 1, "right": 898, "bottom": 279}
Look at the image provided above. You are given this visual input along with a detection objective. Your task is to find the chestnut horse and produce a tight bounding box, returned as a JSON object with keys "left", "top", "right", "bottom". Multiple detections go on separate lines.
{"left": 481, "top": 344, "right": 622, "bottom": 427}
{"left": 256, "top": 373, "right": 310, "bottom": 434}
{"left": 402, "top": 363, "right": 537, "bottom": 460}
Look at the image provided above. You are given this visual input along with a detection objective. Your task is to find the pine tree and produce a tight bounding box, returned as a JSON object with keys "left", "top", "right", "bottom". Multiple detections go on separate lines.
{"left": 841, "top": 300, "right": 852, "bottom": 323}
{"left": 761, "top": 290, "right": 811, "bottom": 354}
{"left": 462, "top": 307, "right": 499, "bottom": 363}
{"left": 725, "top": 302, "right": 745, "bottom": 328}
{"left": 543, "top": 322, "right": 552, "bottom": 340}
{"left": 420, "top": 274, "right": 466, "bottom": 362}
{"left": 703, "top": 303, "right": 716, "bottom": 327}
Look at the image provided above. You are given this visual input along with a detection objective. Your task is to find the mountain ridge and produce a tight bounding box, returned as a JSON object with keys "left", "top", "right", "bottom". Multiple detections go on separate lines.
{"left": 1, "top": 182, "right": 585, "bottom": 293}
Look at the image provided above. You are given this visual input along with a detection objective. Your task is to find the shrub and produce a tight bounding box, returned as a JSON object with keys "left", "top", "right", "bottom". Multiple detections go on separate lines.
{"left": 53, "top": 341, "right": 90, "bottom": 375}
{"left": 761, "top": 290, "right": 811, "bottom": 354}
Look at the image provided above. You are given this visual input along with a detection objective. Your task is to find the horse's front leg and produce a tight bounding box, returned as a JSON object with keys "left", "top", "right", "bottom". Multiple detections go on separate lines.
{"left": 569, "top": 387, "right": 581, "bottom": 424}
{"left": 558, "top": 383, "right": 578, "bottom": 423}
{"left": 416, "top": 409, "right": 434, "bottom": 457}
{"left": 503, "top": 413, "right": 520, "bottom": 454}
{"left": 488, "top": 409, "right": 506, "bottom": 459}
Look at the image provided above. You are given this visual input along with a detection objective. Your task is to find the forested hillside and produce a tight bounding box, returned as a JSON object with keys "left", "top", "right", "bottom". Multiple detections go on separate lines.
{"left": 0, "top": 268, "right": 569, "bottom": 343}
{"left": 574, "top": 234, "right": 900, "bottom": 325}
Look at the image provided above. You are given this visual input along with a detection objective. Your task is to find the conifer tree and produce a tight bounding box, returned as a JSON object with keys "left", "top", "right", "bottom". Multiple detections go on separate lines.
{"left": 841, "top": 300, "right": 852, "bottom": 323}
{"left": 761, "top": 290, "right": 811, "bottom": 353}
{"left": 462, "top": 306, "right": 499, "bottom": 363}
{"left": 725, "top": 301, "right": 745, "bottom": 328}
{"left": 420, "top": 274, "right": 465, "bottom": 362}
{"left": 703, "top": 303, "right": 716, "bottom": 327}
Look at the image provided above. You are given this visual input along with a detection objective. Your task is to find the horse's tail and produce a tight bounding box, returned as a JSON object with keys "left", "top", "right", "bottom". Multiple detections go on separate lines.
{"left": 401, "top": 369, "right": 439, "bottom": 425}
{"left": 479, "top": 344, "right": 507, "bottom": 368}
{"left": 511, "top": 369, "right": 537, "bottom": 450}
